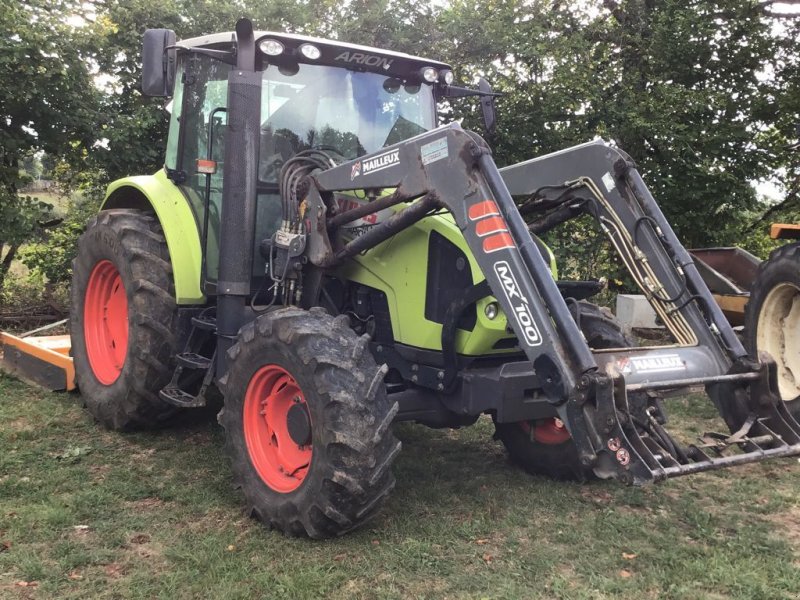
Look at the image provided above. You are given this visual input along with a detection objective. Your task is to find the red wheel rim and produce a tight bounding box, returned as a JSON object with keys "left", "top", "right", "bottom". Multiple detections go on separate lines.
{"left": 521, "top": 418, "right": 571, "bottom": 445}
{"left": 83, "top": 260, "right": 129, "bottom": 385}
{"left": 244, "top": 365, "right": 312, "bottom": 493}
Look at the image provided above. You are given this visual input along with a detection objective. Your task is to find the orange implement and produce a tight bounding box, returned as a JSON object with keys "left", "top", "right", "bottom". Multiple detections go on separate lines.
{"left": 0, "top": 332, "right": 75, "bottom": 391}
{"left": 770, "top": 223, "right": 800, "bottom": 240}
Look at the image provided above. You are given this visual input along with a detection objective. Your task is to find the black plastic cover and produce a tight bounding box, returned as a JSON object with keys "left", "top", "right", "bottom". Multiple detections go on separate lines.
{"left": 142, "top": 29, "right": 177, "bottom": 97}
{"left": 425, "top": 230, "right": 476, "bottom": 330}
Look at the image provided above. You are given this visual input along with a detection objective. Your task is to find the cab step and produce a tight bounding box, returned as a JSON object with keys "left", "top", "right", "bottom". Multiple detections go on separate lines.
{"left": 159, "top": 313, "right": 216, "bottom": 409}
{"left": 191, "top": 316, "right": 217, "bottom": 331}
{"left": 160, "top": 384, "right": 207, "bottom": 408}
{"left": 176, "top": 352, "right": 212, "bottom": 370}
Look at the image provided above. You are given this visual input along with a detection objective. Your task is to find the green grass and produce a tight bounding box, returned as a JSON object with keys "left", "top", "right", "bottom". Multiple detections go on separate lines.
{"left": 18, "top": 191, "right": 69, "bottom": 217}
{"left": 1, "top": 371, "right": 799, "bottom": 599}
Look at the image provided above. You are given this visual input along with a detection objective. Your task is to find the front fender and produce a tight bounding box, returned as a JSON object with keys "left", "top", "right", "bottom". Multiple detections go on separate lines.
{"left": 101, "top": 169, "right": 205, "bottom": 304}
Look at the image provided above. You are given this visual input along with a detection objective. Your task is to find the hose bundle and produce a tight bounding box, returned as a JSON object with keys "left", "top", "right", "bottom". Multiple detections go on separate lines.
{"left": 278, "top": 149, "right": 337, "bottom": 225}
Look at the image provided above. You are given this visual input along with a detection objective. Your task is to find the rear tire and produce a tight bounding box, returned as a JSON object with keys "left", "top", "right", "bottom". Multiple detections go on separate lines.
{"left": 495, "top": 301, "right": 631, "bottom": 481}
{"left": 70, "top": 209, "right": 179, "bottom": 430}
{"left": 219, "top": 307, "right": 401, "bottom": 538}
{"left": 745, "top": 242, "right": 800, "bottom": 419}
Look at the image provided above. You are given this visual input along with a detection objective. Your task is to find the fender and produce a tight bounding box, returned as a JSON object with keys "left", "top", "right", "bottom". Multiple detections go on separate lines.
{"left": 101, "top": 169, "right": 205, "bottom": 304}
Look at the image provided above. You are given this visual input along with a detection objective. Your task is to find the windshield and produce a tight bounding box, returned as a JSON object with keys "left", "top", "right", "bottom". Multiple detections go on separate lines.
{"left": 259, "top": 63, "right": 435, "bottom": 182}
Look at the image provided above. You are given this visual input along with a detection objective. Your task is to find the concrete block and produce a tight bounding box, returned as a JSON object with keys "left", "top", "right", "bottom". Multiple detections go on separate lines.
{"left": 616, "top": 294, "right": 661, "bottom": 329}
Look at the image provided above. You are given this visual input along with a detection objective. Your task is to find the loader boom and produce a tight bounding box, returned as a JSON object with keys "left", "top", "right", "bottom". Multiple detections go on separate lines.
{"left": 283, "top": 122, "right": 800, "bottom": 484}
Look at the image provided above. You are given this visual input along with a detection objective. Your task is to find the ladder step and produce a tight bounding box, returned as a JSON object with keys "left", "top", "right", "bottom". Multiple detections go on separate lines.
{"left": 191, "top": 316, "right": 217, "bottom": 331}
{"left": 159, "top": 385, "right": 206, "bottom": 408}
{"left": 176, "top": 352, "right": 212, "bottom": 370}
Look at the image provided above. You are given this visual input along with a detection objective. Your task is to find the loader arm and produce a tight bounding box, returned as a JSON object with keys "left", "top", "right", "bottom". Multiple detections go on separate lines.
{"left": 294, "top": 122, "right": 800, "bottom": 484}
{"left": 308, "top": 123, "right": 594, "bottom": 396}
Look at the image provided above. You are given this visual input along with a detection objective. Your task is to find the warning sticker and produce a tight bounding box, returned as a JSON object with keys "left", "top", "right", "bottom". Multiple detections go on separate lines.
{"left": 602, "top": 172, "right": 616, "bottom": 193}
{"left": 618, "top": 354, "right": 686, "bottom": 374}
{"left": 421, "top": 137, "right": 449, "bottom": 166}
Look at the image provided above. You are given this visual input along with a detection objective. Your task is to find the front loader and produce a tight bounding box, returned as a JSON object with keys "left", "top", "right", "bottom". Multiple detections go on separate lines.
{"left": 69, "top": 19, "right": 800, "bottom": 538}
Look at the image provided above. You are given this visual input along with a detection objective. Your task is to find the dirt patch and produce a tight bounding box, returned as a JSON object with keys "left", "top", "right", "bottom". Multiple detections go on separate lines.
{"left": 129, "top": 448, "right": 157, "bottom": 461}
{"left": 3, "top": 418, "right": 33, "bottom": 433}
{"left": 122, "top": 534, "right": 164, "bottom": 561}
{"left": 764, "top": 504, "right": 800, "bottom": 554}
{"left": 124, "top": 497, "right": 168, "bottom": 511}
{"left": 580, "top": 488, "right": 614, "bottom": 505}
{"left": 89, "top": 464, "right": 111, "bottom": 482}
{"left": 103, "top": 562, "right": 126, "bottom": 579}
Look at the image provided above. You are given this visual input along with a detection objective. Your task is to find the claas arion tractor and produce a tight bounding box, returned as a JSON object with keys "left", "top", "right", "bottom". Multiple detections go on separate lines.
{"left": 69, "top": 19, "right": 800, "bottom": 538}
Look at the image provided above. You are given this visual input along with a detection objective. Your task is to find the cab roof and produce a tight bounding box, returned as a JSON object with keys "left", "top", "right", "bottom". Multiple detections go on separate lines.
{"left": 178, "top": 31, "right": 452, "bottom": 79}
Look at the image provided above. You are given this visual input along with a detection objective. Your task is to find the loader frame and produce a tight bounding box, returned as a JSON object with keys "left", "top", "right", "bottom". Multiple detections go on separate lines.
{"left": 125, "top": 18, "right": 800, "bottom": 489}
{"left": 262, "top": 122, "right": 800, "bottom": 484}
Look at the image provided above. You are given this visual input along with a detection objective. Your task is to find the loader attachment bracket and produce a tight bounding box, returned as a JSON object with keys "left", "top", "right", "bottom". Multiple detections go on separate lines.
{"left": 562, "top": 355, "right": 800, "bottom": 484}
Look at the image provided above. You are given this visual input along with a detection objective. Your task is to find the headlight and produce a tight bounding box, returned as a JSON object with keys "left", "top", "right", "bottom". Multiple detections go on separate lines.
{"left": 422, "top": 67, "right": 438, "bottom": 83}
{"left": 484, "top": 302, "right": 499, "bottom": 320}
{"left": 299, "top": 43, "right": 321, "bottom": 60}
{"left": 441, "top": 70, "right": 454, "bottom": 85}
{"left": 259, "top": 39, "right": 284, "bottom": 56}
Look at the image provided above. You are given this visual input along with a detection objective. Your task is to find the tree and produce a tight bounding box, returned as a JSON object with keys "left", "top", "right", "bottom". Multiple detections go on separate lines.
{"left": 440, "top": 0, "right": 800, "bottom": 250}
{"left": 0, "top": 1, "right": 101, "bottom": 289}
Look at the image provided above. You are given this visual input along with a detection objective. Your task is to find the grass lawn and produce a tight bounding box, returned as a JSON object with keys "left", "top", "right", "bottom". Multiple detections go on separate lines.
{"left": 1, "top": 371, "right": 799, "bottom": 599}
{"left": 18, "top": 191, "right": 69, "bottom": 218}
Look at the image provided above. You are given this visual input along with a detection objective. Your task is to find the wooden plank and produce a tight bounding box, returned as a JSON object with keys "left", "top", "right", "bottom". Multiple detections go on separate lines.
{"left": 711, "top": 293, "right": 748, "bottom": 327}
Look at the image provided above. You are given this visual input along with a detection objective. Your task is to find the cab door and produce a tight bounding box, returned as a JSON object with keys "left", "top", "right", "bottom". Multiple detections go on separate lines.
{"left": 164, "top": 53, "right": 231, "bottom": 289}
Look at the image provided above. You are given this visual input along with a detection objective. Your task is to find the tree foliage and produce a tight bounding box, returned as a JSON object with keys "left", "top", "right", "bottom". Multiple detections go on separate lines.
{"left": 441, "top": 0, "right": 800, "bottom": 249}
{"left": 2, "top": 0, "right": 799, "bottom": 295}
{"left": 0, "top": 1, "right": 100, "bottom": 288}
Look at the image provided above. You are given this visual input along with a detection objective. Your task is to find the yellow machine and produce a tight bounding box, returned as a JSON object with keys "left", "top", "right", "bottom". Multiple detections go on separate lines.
{"left": 0, "top": 321, "right": 75, "bottom": 391}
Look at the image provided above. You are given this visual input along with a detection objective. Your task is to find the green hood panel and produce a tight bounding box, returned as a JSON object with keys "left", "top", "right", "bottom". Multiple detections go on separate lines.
{"left": 335, "top": 211, "right": 515, "bottom": 355}
{"left": 101, "top": 170, "right": 205, "bottom": 304}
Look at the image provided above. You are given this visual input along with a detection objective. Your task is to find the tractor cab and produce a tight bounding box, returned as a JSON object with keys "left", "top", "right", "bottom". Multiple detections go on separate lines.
{"left": 147, "top": 28, "right": 452, "bottom": 290}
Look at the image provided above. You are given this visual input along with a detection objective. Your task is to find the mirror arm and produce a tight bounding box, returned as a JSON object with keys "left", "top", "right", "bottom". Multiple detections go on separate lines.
{"left": 438, "top": 84, "right": 503, "bottom": 99}
{"left": 167, "top": 45, "right": 238, "bottom": 66}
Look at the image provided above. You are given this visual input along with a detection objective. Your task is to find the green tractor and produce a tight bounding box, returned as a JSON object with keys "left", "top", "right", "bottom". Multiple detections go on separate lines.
{"left": 70, "top": 19, "right": 800, "bottom": 538}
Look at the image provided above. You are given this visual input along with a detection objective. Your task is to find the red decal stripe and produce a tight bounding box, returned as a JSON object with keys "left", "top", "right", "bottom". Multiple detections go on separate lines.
{"left": 482, "top": 233, "right": 515, "bottom": 253}
{"left": 196, "top": 158, "right": 217, "bottom": 174}
{"left": 475, "top": 216, "right": 508, "bottom": 237}
{"left": 468, "top": 200, "right": 500, "bottom": 221}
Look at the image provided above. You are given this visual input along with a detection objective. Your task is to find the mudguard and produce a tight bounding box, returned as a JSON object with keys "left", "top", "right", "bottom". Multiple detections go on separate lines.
{"left": 101, "top": 169, "right": 205, "bottom": 304}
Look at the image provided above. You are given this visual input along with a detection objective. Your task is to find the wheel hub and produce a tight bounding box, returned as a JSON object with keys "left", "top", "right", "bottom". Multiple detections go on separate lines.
{"left": 243, "top": 365, "right": 312, "bottom": 493}
{"left": 287, "top": 401, "right": 312, "bottom": 446}
{"left": 83, "top": 260, "right": 129, "bottom": 385}
{"left": 757, "top": 282, "right": 800, "bottom": 401}
{"left": 528, "top": 418, "right": 571, "bottom": 445}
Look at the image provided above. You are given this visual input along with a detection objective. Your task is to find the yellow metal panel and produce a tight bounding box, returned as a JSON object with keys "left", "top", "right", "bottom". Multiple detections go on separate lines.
{"left": 770, "top": 223, "right": 800, "bottom": 240}
{"left": 0, "top": 333, "right": 75, "bottom": 391}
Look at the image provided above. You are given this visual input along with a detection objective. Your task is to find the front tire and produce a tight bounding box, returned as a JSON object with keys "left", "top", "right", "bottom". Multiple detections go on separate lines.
{"left": 70, "top": 209, "right": 179, "bottom": 430}
{"left": 745, "top": 242, "right": 800, "bottom": 419}
{"left": 220, "top": 307, "right": 401, "bottom": 538}
{"left": 495, "top": 301, "right": 632, "bottom": 481}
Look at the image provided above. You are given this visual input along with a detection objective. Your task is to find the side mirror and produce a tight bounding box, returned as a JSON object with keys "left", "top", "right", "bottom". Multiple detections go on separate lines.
{"left": 142, "top": 29, "right": 177, "bottom": 97}
{"left": 478, "top": 77, "right": 497, "bottom": 139}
